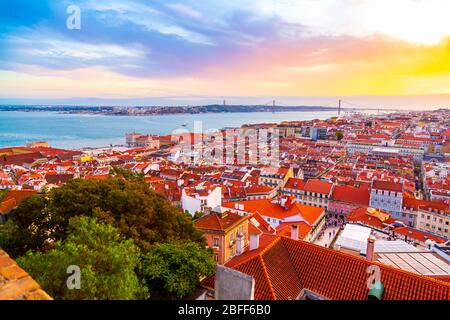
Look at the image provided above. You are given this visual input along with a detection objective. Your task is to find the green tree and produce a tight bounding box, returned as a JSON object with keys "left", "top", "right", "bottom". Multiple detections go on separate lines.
{"left": 192, "top": 211, "right": 204, "bottom": 220}
{"left": 0, "top": 189, "right": 8, "bottom": 201}
{"left": 142, "top": 241, "right": 215, "bottom": 299}
{"left": 0, "top": 194, "right": 51, "bottom": 256}
{"left": 5, "top": 177, "right": 204, "bottom": 256}
{"left": 110, "top": 166, "right": 144, "bottom": 182}
{"left": 0, "top": 220, "right": 19, "bottom": 253}
{"left": 17, "top": 216, "right": 146, "bottom": 300}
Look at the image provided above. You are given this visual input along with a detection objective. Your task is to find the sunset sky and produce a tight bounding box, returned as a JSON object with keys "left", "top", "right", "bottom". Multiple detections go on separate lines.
{"left": 0, "top": 0, "right": 449, "bottom": 107}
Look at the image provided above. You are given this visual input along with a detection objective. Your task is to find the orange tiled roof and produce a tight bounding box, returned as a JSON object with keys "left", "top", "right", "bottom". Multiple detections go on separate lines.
{"left": 202, "top": 236, "right": 450, "bottom": 300}
{"left": 0, "top": 250, "right": 52, "bottom": 300}
{"left": 331, "top": 185, "right": 370, "bottom": 206}
{"left": 194, "top": 212, "right": 248, "bottom": 232}
{"left": 346, "top": 207, "right": 395, "bottom": 230}
{"left": 0, "top": 198, "right": 16, "bottom": 215}
{"left": 393, "top": 227, "right": 447, "bottom": 244}
{"left": 403, "top": 197, "right": 449, "bottom": 213}
{"left": 283, "top": 178, "right": 307, "bottom": 191}
{"left": 304, "top": 179, "right": 333, "bottom": 194}
{"left": 275, "top": 222, "right": 311, "bottom": 240}
{"left": 248, "top": 213, "right": 275, "bottom": 235}
{"left": 1, "top": 190, "right": 37, "bottom": 215}
{"left": 372, "top": 180, "right": 403, "bottom": 192}
{"left": 222, "top": 199, "right": 324, "bottom": 224}
{"left": 3, "top": 189, "right": 37, "bottom": 205}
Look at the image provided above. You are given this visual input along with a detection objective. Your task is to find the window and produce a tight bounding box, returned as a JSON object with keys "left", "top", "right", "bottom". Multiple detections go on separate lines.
{"left": 214, "top": 254, "right": 219, "bottom": 262}
{"left": 213, "top": 237, "right": 219, "bottom": 248}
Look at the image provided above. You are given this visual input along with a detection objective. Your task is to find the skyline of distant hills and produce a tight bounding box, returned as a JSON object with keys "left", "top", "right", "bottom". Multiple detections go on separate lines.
{"left": 0, "top": 94, "right": 449, "bottom": 111}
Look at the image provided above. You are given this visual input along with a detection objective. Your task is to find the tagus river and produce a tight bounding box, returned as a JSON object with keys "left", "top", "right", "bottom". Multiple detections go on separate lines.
{"left": 0, "top": 110, "right": 339, "bottom": 149}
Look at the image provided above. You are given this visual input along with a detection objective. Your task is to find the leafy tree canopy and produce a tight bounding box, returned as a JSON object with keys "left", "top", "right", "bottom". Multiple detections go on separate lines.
{"left": 17, "top": 216, "right": 147, "bottom": 300}
{"left": 142, "top": 241, "right": 215, "bottom": 299}
{"left": 3, "top": 177, "right": 204, "bottom": 256}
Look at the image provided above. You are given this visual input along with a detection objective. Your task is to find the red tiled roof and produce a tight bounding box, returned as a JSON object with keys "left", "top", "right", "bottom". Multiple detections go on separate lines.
{"left": 283, "top": 178, "right": 306, "bottom": 191}
{"left": 3, "top": 190, "right": 37, "bottom": 207}
{"left": 0, "top": 198, "right": 16, "bottom": 215}
{"left": 331, "top": 185, "right": 370, "bottom": 206}
{"left": 393, "top": 227, "right": 447, "bottom": 244}
{"left": 275, "top": 222, "right": 311, "bottom": 240}
{"left": 304, "top": 179, "right": 333, "bottom": 194}
{"left": 245, "top": 184, "right": 274, "bottom": 195}
{"left": 403, "top": 197, "right": 449, "bottom": 213}
{"left": 372, "top": 180, "right": 403, "bottom": 192}
{"left": 222, "top": 199, "right": 324, "bottom": 224}
{"left": 45, "top": 173, "right": 74, "bottom": 185}
{"left": 194, "top": 212, "right": 248, "bottom": 232}
{"left": 248, "top": 223, "right": 263, "bottom": 235}
{"left": 0, "top": 152, "right": 45, "bottom": 166}
{"left": 248, "top": 213, "right": 274, "bottom": 235}
{"left": 346, "top": 207, "right": 395, "bottom": 230}
{"left": 202, "top": 236, "right": 450, "bottom": 300}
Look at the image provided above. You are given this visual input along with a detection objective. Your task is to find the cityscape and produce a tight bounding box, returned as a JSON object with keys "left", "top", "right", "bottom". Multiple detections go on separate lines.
{"left": 0, "top": 0, "right": 449, "bottom": 311}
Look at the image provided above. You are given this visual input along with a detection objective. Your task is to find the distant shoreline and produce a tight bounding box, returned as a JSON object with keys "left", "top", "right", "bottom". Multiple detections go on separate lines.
{"left": 0, "top": 104, "right": 372, "bottom": 117}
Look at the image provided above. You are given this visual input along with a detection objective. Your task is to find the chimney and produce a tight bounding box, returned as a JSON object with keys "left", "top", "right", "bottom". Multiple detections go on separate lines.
{"left": 291, "top": 224, "right": 299, "bottom": 241}
{"left": 204, "top": 206, "right": 212, "bottom": 216}
{"left": 250, "top": 233, "right": 260, "bottom": 251}
{"left": 236, "top": 234, "right": 244, "bottom": 255}
{"left": 366, "top": 237, "right": 375, "bottom": 261}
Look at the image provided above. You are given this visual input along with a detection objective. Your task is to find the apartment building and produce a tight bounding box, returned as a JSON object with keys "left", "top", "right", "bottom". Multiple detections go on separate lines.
{"left": 415, "top": 202, "right": 450, "bottom": 239}
{"left": 194, "top": 211, "right": 249, "bottom": 264}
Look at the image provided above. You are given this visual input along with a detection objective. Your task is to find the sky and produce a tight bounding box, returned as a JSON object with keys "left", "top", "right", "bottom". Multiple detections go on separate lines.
{"left": 0, "top": 0, "right": 450, "bottom": 108}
